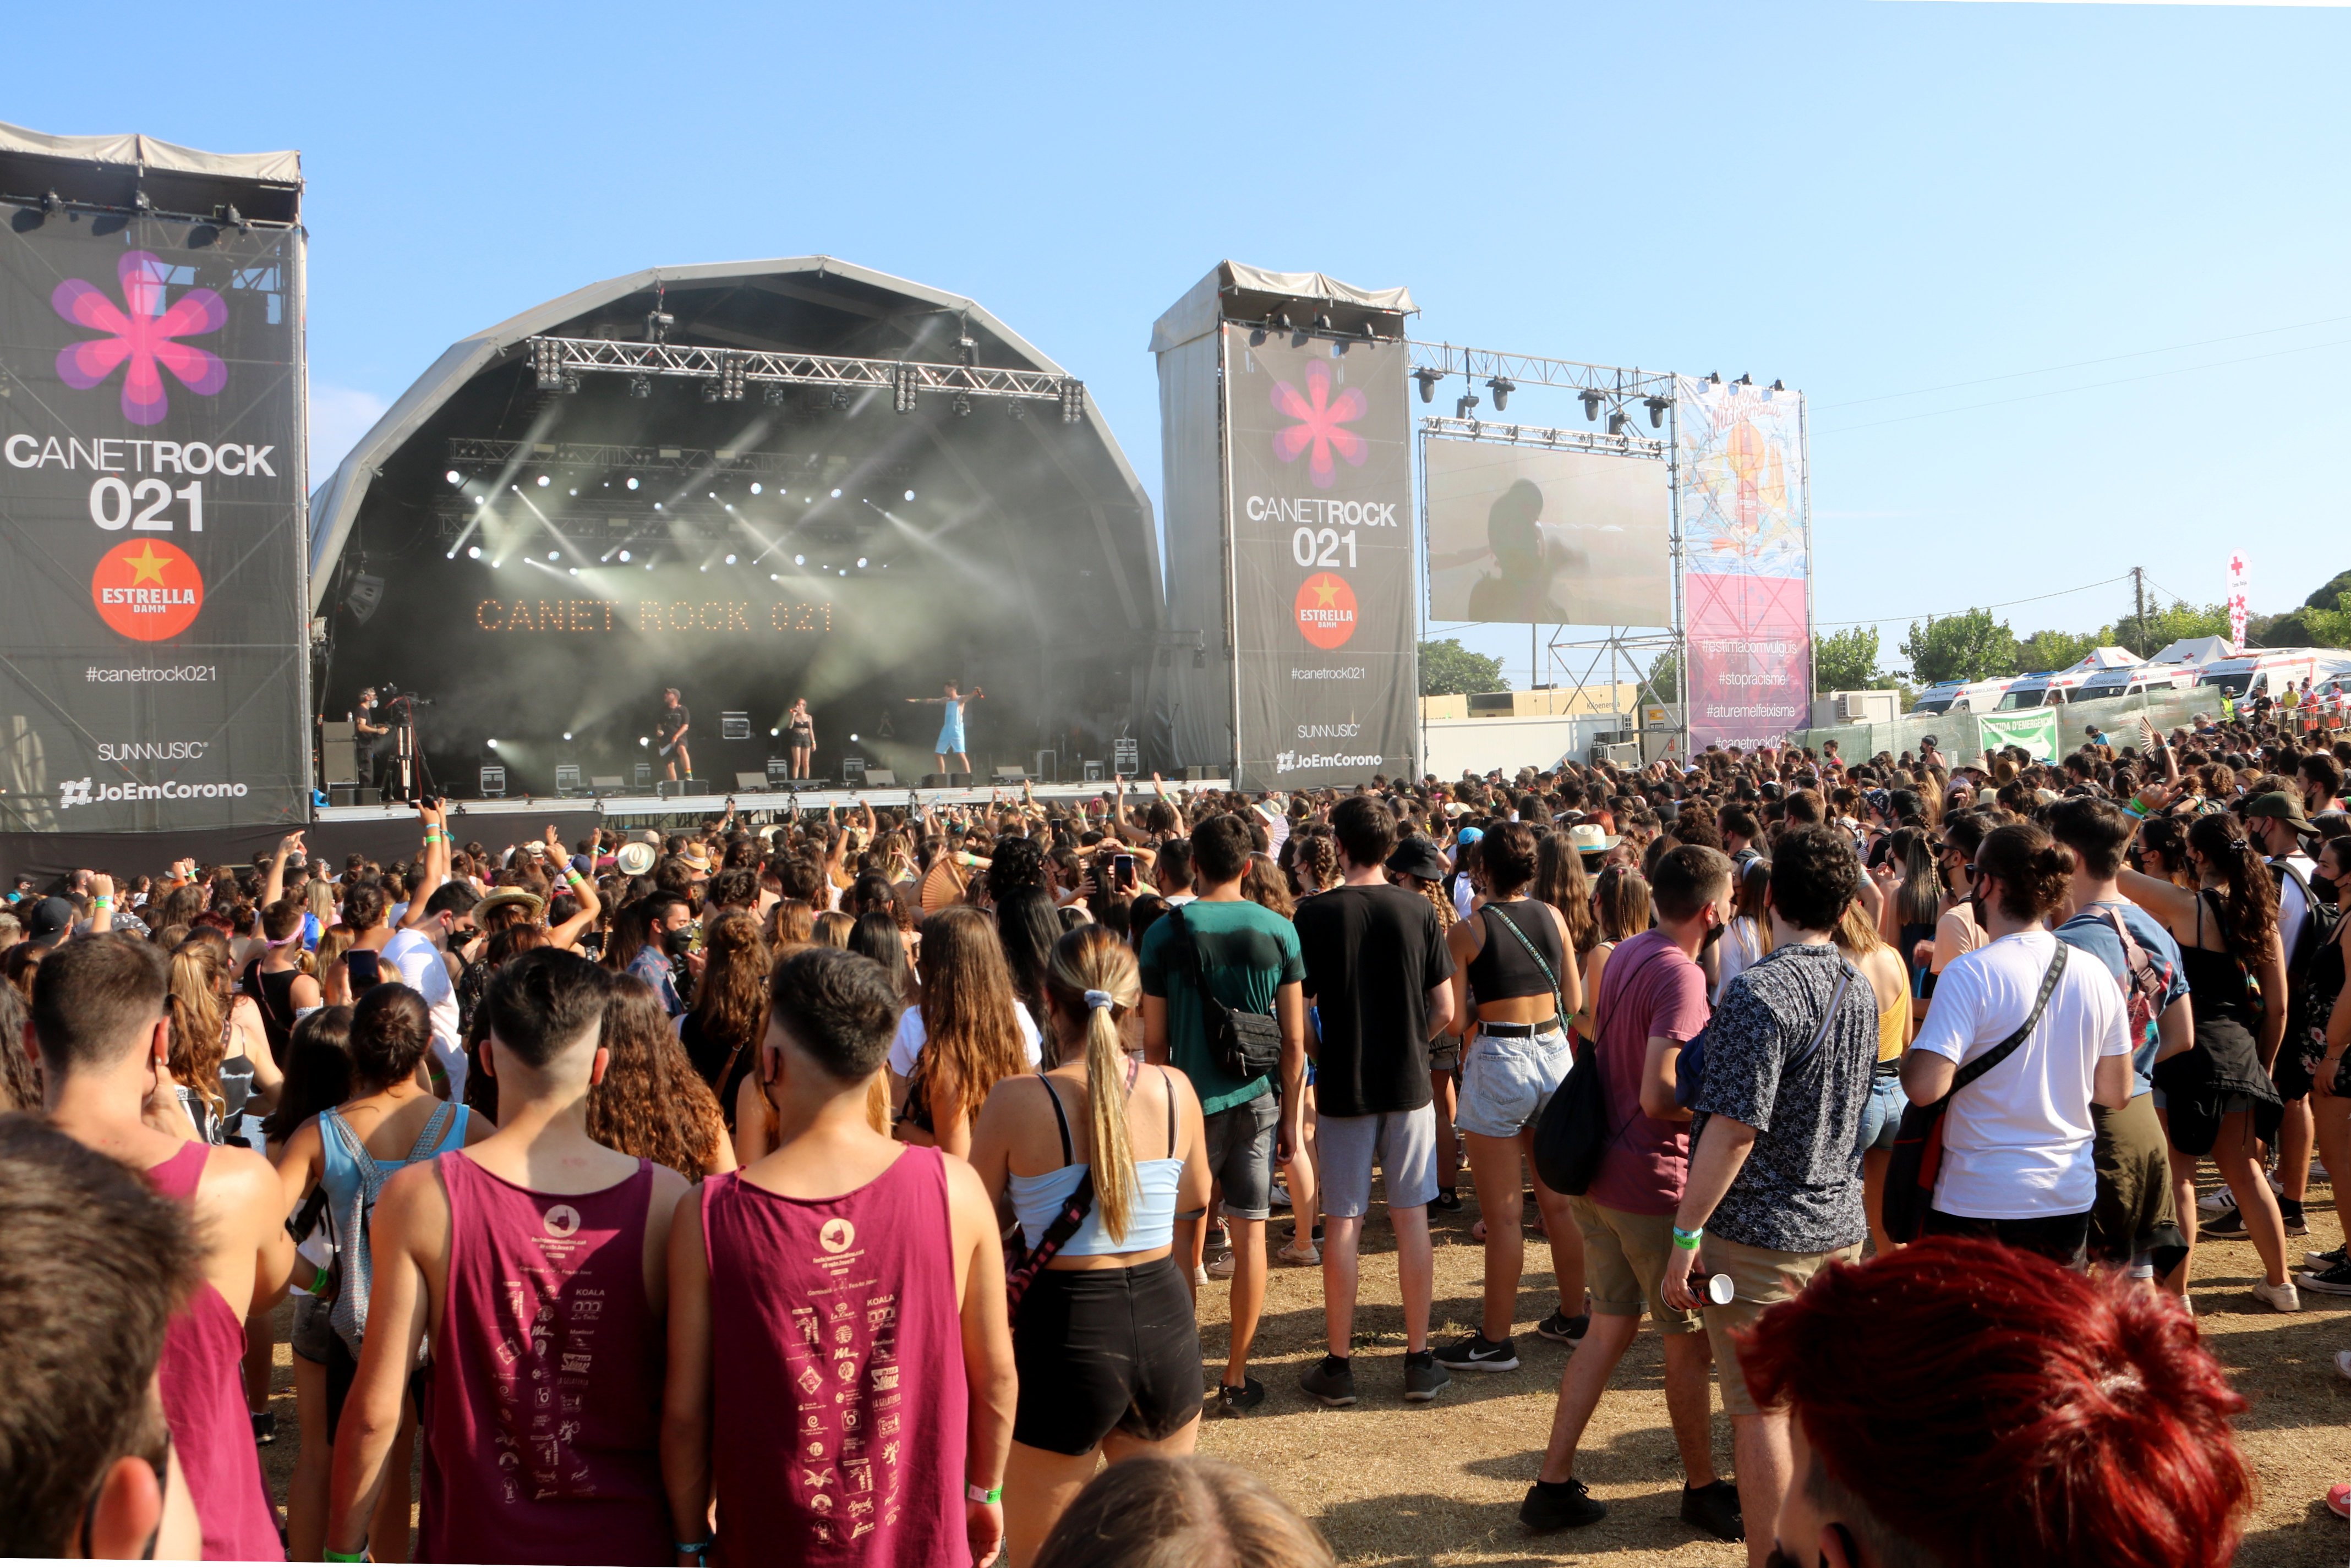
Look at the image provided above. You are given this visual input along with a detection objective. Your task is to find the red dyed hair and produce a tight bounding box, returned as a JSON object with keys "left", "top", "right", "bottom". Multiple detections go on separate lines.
{"left": 1737, "top": 1237, "right": 2253, "bottom": 1568}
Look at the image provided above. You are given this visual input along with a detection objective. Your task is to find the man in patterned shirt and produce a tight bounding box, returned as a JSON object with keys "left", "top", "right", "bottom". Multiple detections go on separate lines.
{"left": 1661, "top": 825, "right": 1880, "bottom": 1568}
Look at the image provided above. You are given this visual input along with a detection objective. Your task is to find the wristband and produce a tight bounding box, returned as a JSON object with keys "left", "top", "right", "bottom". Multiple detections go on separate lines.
{"left": 1670, "top": 1226, "right": 1703, "bottom": 1251}
{"left": 966, "top": 1483, "right": 1002, "bottom": 1505}
{"left": 325, "top": 1551, "right": 368, "bottom": 1563}
{"left": 673, "top": 1540, "right": 713, "bottom": 1561}
{"left": 94, "top": 896, "right": 113, "bottom": 909}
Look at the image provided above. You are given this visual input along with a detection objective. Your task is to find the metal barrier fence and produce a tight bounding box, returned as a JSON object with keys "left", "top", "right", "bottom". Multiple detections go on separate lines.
{"left": 1791, "top": 685, "right": 2226, "bottom": 764}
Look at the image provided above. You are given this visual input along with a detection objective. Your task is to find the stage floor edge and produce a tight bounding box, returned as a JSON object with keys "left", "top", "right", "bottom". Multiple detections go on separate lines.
{"left": 316, "top": 778, "right": 1234, "bottom": 824}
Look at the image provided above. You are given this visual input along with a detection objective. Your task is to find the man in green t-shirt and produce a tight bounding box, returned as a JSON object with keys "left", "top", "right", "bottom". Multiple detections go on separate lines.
{"left": 1140, "top": 812, "right": 1305, "bottom": 1418}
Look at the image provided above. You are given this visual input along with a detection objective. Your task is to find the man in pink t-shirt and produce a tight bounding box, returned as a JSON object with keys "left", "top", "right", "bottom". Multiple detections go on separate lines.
{"left": 1523, "top": 846, "right": 1740, "bottom": 1543}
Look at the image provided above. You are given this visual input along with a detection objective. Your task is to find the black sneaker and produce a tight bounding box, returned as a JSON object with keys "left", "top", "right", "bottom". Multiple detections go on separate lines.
{"left": 2298, "top": 1259, "right": 2351, "bottom": 1297}
{"left": 2308, "top": 1244, "right": 2347, "bottom": 1269}
{"left": 250, "top": 1411, "right": 276, "bottom": 1447}
{"left": 1520, "top": 1477, "right": 1607, "bottom": 1532}
{"left": 1402, "top": 1350, "right": 1450, "bottom": 1402}
{"left": 2201, "top": 1206, "right": 2249, "bottom": 1240}
{"left": 2279, "top": 1202, "right": 2309, "bottom": 1237}
{"left": 1430, "top": 1188, "right": 1464, "bottom": 1212}
{"left": 1680, "top": 1479, "right": 1743, "bottom": 1541}
{"left": 1432, "top": 1331, "right": 1521, "bottom": 1372}
{"left": 1534, "top": 1309, "right": 1590, "bottom": 1345}
{"left": 1299, "top": 1353, "right": 1357, "bottom": 1407}
{"left": 1214, "top": 1377, "right": 1265, "bottom": 1417}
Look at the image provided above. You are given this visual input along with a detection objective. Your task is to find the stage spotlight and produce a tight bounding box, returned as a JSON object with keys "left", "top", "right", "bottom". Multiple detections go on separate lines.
{"left": 1736, "top": 373, "right": 1752, "bottom": 386}
{"left": 850, "top": 733, "right": 859, "bottom": 743}
{"left": 626, "top": 476, "right": 640, "bottom": 490}
{"left": 829, "top": 388, "right": 850, "bottom": 410}
{"left": 1414, "top": 368, "right": 1442, "bottom": 403}
{"left": 1268, "top": 309, "right": 1289, "bottom": 332}
{"left": 856, "top": 557, "right": 868, "bottom": 568}
{"left": 770, "top": 574, "right": 780, "bottom": 582}
{"left": 491, "top": 559, "right": 503, "bottom": 568}
{"left": 445, "top": 550, "right": 456, "bottom": 560}
{"left": 1770, "top": 378, "right": 1785, "bottom": 392}
{"left": 643, "top": 562, "right": 654, "bottom": 571}
{"left": 547, "top": 552, "right": 559, "bottom": 562}
{"left": 628, "top": 374, "right": 652, "bottom": 399}
{"left": 839, "top": 569, "right": 848, "bottom": 577}
{"left": 1488, "top": 377, "right": 1515, "bottom": 412}
{"left": 830, "top": 488, "right": 841, "bottom": 498}
{"left": 956, "top": 333, "right": 977, "bottom": 366}
{"left": 904, "top": 489, "right": 915, "bottom": 501}
{"left": 1608, "top": 411, "right": 1628, "bottom": 435}
{"left": 1060, "top": 379, "right": 1086, "bottom": 424}
{"left": 1314, "top": 312, "right": 1332, "bottom": 332}
{"left": 763, "top": 382, "right": 788, "bottom": 405}
{"left": 1708, "top": 370, "right": 1723, "bottom": 385}
{"left": 1007, "top": 399, "right": 1026, "bottom": 420}
{"left": 467, "top": 546, "right": 482, "bottom": 560}
{"left": 699, "top": 564, "right": 708, "bottom": 572}
{"left": 893, "top": 361, "right": 919, "bottom": 414}
{"left": 794, "top": 554, "right": 805, "bottom": 565}
{"left": 725, "top": 553, "right": 737, "bottom": 564}
{"left": 617, "top": 550, "right": 631, "bottom": 562}
{"left": 1456, "top": 392, "right": 1479, "bottom": 420}
{"left": 750, "top": 482, "right": 762, "bottom": 495}
{"left": 568, "top": 568, "right": 578, "bottom": 576}
{"left": 472, "top": 495, "right": 485, "bottom": 507}
{"left": 537, "top": 475, "right": 550, "bottom": 487}
{"left": 1645, "top": 396, "right": 1670, "bottom": 428}
{"left": 1581, "top": 390, "right": 1602, "bottom": 421}
{"left": 562, "top": 732, "right": 573, "bottom": 741}
{"left": 639, "top": 737, "right": 649, "bottom": 747}
{"left": 486, "top": 738, "right": 498, "bottom": 749}
{"left": 445, "top": 470, "right": 461, "bottom": 485}
{"left": 953, "top": 393, "right": 972, "bottom": 417}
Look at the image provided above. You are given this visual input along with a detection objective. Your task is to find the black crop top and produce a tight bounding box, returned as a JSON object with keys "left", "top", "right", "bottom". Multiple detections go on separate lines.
{"left": 1464, "top": 900, "right": 1566, "bottom": 1006}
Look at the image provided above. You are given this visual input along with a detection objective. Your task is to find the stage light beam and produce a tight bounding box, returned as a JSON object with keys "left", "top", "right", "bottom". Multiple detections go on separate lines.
{"left": 445, "top": 470, "right": 461, "bottom": 485}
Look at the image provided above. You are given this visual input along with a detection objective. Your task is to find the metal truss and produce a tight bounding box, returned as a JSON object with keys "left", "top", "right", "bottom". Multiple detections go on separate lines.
{"left": 445, "top": 438, "right": 917, "bottom": 480}
{"left": 519, "top": 335, "right": 1084, "bottom": 416}
{"left": 1418, "top": 414, "right": 1666, "bottom": 462}
{"left": 1406, "top": 342, "right": 1675, "bottom": 401}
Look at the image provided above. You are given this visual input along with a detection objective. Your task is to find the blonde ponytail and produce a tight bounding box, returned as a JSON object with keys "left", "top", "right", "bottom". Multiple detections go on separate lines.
{"left": 1047, "top": 925, "right": 1144, "bottom": 1244}
{"left": 166, "top": 942, "right": 227, "bottom": 1123}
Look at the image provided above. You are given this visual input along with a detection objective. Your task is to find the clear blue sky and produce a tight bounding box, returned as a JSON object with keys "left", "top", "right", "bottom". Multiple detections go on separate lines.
{"left": 15, "top": 1, "right": 2345, "bottom": 687}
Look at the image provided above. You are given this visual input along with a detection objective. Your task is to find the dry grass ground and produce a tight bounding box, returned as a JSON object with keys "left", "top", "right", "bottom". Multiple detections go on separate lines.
{"left": 252, "top": 1171, "right": 2351, "bottom": 1565}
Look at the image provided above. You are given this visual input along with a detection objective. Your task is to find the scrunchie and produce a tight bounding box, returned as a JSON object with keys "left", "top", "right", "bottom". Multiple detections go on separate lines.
{"left": 1083, "top": 989, "right": 1114, "bottom": 1012}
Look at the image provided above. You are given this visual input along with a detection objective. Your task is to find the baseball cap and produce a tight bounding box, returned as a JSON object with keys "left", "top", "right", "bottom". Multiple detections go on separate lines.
{"left": 2243, "top": 791, "right": 2314, "bottom": 833}
{"left": 24, "top": 896, "right": 73, "bottom": 948}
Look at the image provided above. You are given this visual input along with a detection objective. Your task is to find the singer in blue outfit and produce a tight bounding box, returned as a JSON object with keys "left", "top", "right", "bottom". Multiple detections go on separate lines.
{"left": 908, "top": 680, "right": 983, "bottom": 776}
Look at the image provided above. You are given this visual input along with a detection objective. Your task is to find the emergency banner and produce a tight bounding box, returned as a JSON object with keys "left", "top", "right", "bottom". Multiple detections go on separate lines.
{"left": 1676, "top": 376, "right": 1810, "bottom": 752}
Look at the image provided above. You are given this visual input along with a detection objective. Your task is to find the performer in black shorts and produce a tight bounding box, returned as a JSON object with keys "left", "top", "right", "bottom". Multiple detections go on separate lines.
{"left": 654, "top": 688, "right": 692, "bottom": 781}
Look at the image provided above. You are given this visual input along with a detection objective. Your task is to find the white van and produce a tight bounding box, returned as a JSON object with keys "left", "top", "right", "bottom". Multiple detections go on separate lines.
{"left": 2076, "top": 662, "right": 2200, "bottom": 703}
{"left": 2197, "top": 649, "right": 2332, "bottom": 701}
{"left": 1911, "top": 675, "right": 2024, "bottom": 715}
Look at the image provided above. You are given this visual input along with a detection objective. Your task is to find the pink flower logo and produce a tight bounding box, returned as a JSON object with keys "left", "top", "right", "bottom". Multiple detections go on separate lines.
{"left": 1270, "top": 359, "right": 1367, "bottom": 489}
{"left": 52, "top": 251, "right": 227, "bottom": 426}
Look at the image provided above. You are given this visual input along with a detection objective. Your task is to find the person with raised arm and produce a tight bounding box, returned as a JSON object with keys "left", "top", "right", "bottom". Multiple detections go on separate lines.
{"left": 910, "top": 681, "right": 986, "bottom": 777}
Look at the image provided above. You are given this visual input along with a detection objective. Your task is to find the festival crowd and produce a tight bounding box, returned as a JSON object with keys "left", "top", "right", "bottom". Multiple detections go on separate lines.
{"left": 3, "top": 705, "right": 2348, "bottom": 1565}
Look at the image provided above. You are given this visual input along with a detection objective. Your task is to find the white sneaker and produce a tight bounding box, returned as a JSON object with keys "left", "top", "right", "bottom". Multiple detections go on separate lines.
{"left": 2252, "top": 1279, "right": 2301, "bottom": 1313}
{"left": 2335, "top": 1350, "right": 2351, "bottom": 1381}
{"left": 1206, "top": 1251, "right": 1238, "bottom": 1280}
{"left": 2201, "top": 1174, "right": 2284, "bottom": 1213}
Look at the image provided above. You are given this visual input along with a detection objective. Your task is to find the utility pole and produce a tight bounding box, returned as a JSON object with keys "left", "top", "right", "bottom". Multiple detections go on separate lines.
{"left": 2132, "top": 566, "right": 2147, "bottom": 648}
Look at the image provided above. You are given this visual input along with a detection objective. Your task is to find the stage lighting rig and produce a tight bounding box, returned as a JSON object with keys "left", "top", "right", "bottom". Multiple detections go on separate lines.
{"left": 1580, "top": 390, "right": 1602, "bottom": 422}
{"left": 954, "top": 393, "right": 972, "bottom": 416}
{"left": 644, "top": 283, "right": 674, "bottom": 345}
{"left": 893, "top": 363, "right": 919, "bottom": 414}
{"left": 829, "top": 388, "right": 851, "bottom": 411}
{"left": 1456, "top": 392, "right": 1479, "bottom": 420}
{"left": 1735, "top": 373, "right": 1752, "bottom": 386}
{"left": 627, "top": 374, "right": 652, "bottom": 398}
{"left": 1413, "top": 368, "right": 1443, "bottom": 404}
{"left": 1608, "top": 410, "right": 1628, "bottom": 435}
{"left": 1487, "top": 377, "right": 1515, "bottom": 412}
{"left": 719, "top": 353, "right": 746, "bottom": 402}
{"left": 1645, "top": 395, "right": 1670, "bottom": 428}
{"left": 1059, "top": 379, "right": 1086, "bottom": 425}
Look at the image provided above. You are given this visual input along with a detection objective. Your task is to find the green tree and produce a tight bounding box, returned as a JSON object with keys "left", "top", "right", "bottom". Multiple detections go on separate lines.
{"left": 1419, "top": 638, "right": 1507, "bottom": 697}
{"left": 1643, "top": 648, "right": 1681, "bottom": 705}
{"left": 2303, "top": 591, "right": 2351, "bottom": 650}
{"left": 2014, "top": 627, "right": 2110, "bottom": 673}
{"left": 1899, "top": 608, "right": 2018, "bottom": 686}
{"left": 1812, "top": 626, "right": 1881, "bottom": 694}
{"left": 2112, "top": 599, "right": 2230, "bottom": 657}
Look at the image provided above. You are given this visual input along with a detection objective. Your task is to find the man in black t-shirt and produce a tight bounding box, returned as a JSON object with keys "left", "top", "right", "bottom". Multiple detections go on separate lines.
{"left": 654, "top": 688, "right": 692, "bottom": 782}
{"left": 1294, "top": 796, "right": 1457, "bottom": 1407}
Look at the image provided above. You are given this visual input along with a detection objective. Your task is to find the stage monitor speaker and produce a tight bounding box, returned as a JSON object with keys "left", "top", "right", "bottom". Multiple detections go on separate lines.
{"left": 658, "top": 777, "right": 714, "bottom": 799}
{"left": 920, "top": 772, "right": 969, "bottom": 788}
{"left": 1181, "top": 765, "right": 1212, "bottom": 781}
{"left": 864, "top": 769, "right": 898, "bottom": 788}
{"left": 721, "top": 711, "right": 751, "bottom": 741}
{"left": 993, "top": 765, "right": 1027, "bottom": 783}
{"left": 633, "top": 763, "right": 653, "bottom": 790}
{"left": 479, "top": 765, "right": 506, "bottom": 798}
{"left": 327, "top": 783, "right": 380, "bottom": 807}
{"left": 735, "top": 771, "right": 769, "bottom": 791}
{"left": 1082, "top": 760, "right": 1105, "bottom": 781}
{"left": 766, "top": 758, "right": 793, "bottom": 785}
{"left": 841, "top": 755, "right": 865, "bottom": 785}
{"left": 591, "top": 775, "right": 625, "bottom": 796}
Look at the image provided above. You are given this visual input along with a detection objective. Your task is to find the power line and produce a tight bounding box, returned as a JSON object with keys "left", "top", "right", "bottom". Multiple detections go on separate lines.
{"left": 1814, "top": 573, "right": 2134, "bottom": 631}
{"left": 1813, "top": 311, "right": 2351, "bottom": 413}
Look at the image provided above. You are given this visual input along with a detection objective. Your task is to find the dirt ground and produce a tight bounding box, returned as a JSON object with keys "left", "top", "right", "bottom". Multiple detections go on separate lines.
{"left": 253, "top": 1170, "right": 2351, "bottom": 1566}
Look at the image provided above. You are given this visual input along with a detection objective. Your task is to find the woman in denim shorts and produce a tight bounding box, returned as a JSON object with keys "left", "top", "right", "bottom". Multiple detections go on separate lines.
{"left": 1838, "top": 900, "right": 1913, "bottom": 1255}
{"left": 1434, "top": 823, "right": 1588, "bottom": 1371}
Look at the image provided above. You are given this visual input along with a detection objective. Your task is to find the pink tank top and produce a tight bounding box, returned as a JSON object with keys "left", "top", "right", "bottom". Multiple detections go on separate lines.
{"left": 418, "top": 1153, "right": 669, "bottom": 1565}
{"left": 144, "top": 1140, "right": 285, "bottom": 1561}
{"left": 701, "top": 1145, "right": 966, "bottom": 1565}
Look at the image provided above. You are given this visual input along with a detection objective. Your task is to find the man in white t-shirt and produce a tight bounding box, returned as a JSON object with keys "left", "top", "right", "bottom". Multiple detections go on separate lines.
{"left": 1904, "top": 824, "right": 2133, "bottom": 1267}
{"left": 382, "top": 880, "right": 478, "bottom": 1099}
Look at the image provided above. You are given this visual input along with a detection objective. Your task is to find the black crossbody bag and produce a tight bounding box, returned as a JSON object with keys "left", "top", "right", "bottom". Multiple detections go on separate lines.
{"left": 1170, "top": 907, "right": 1284, "bottom": 1080}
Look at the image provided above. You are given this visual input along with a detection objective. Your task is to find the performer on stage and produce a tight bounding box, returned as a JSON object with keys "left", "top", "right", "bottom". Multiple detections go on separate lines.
{"left": 785, "top": 697, "right": 816, "bottom": 780}
{"left": 654, "top": 687, "right": 692, "bottom": 781}
{"left": 907, "top": 680, "right": 983, "bottom": 776}
{"left": 354, "top": 687, "right": 393, "bottom": 796}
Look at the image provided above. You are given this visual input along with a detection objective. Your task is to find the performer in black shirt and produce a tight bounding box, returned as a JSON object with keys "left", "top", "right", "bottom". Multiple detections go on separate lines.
{"left": 655, "top": 687, "right": 692, "bottom": 781}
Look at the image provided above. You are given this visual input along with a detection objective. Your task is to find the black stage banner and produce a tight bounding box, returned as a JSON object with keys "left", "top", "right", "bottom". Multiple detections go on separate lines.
{"left": 1221, "top": 326, "right": 1414, "bottom": 789}
{"left": 0, "top": 214, "right": 307, "bottom": 832}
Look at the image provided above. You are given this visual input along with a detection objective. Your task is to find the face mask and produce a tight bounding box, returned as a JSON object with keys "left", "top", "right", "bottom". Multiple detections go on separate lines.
{"left": 1701, "top": 917, "right": 1726, "bottom": 950}
{"left": 664, "top": 923, "right": 695, "bottom": 957}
